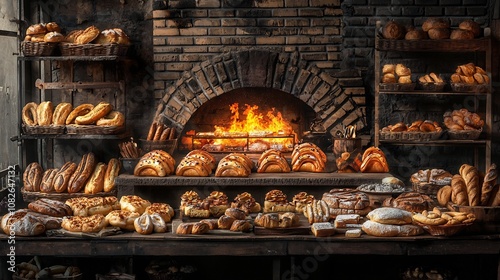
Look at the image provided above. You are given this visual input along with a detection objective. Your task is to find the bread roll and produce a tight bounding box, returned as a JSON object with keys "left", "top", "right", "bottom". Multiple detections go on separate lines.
{"left": 405, "top": 29, "right": 428, "bottom": 40}
{"left": 450, "top": 29, "right": 475, "bottom": 40}
{"left": 26, "top": 24, "right": 47, "bottom": 35}
{"left": 52, "top": 102, "right": 73, "bottom": 125}
{"left": 44, "top": 32, "right": 64, "bottom": 43}
{"left": 22, "top": 102, "right": 38, "bottom": 126}
{"left": 382, "top": 64, "right": 395, "bottom": 74}
{"left": 395, "top": 64, "right": 411, "bottom": 76}
{"left": 398, "top": 75, "right": 412, "bottom": 84}
{"left": 428, "top": 28, "right": 450, "bottom": 39}
{"left": 192, "top": 221, "right": 210, "bottom": 234}
{"left": 382, "top": 20, "right": 405, "bottom": 39}
{"left": 459, "top": 19, "right": 481, "bottom": 37}
{"left": 40, "top": 168, "right": 58, "bottom": 193}
{"left": 134, "top": 213, "right": 154, "bottom": 235}
{"left": 459, "top": 164, "right": 480, "bottom": 206}
{"left": 106, "top": 210, "right": 140, "bottom": 231}
{"left": 422, "top": 18, "right": 450, "bottom": 32}
{"left": 382, "top": 73, "right": 397, "bottom": 83}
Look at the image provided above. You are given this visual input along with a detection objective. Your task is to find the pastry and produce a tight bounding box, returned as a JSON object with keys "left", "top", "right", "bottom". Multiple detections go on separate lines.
{"left": 150, "top": 213, "right": 167, "bottom": 233}
{"left": 185, "top": 149, "right": 217, "bottom": 170}
{"left": 333, "top": 214, "right": 361, "bottom": 228}
{"left": 175, "top": 157, "right": 211, "bottom": 177}
{"left": 180, "top": 190, "right": 202, "bottom": 213}
{"left": 134, "top": 150, "right": 176, "bottom": 177}
{"left": 304, "top": 199, "right": 330, "bottom": 224}
{"left": 23, "top": 162, "right": 43, "bottom": 192}
{"left": 106, "top": 210, "right": 141, "bottom": 231}
{"left": 200, "top": 219, "right": 219, "bottom": 230}
{"left": 292, "top": 191, "right": 315, "bottom": 214}
{"left": 231, "top": 192, "right": 261, "bottom": 214}
{"left": 65, "top": 196, "right": 119, "bottom": 217}
{"left": 206, "top": 191, "right": 230, "bottom": 217}
{"left": 184, "top": 203, "right": 210, "bottom": 218}
{"left": 61, "top": 214, "right": 108, "bottom": 233}
{"left": 360, "top": 146, "right": 389, "bottom": 173}
{"left": 36, "top": 101, "right": 53, "bottom": 126}
{"left": 176, "top": 222, "right": 194, "bottom": 234}
{"left": 322, "top": 188, "right": 371, "bottom": 217}
{"left": 120, "top": 195, "right": 151, "bottom": 214}
{"left": 224, "top": 207, "right": 247, "bottom": 220}
{"left": 134, "top": 213, "right": 154, "bottom": 234}
{"left": 230, "top": 219, "right": 252, "bottom": 232}
{"left": 65, "top": 104, "right": 94, "bottom": 125}
{"left": 217, "top": 214, "right": 236, "bottom": 229}
{"left": 257, "top": 149, "right": 291, "bottom": 173}
{"left": 264, "top": 189, "right": 295, "bottom": 213}
{"left": 191, "top": 221, "right": 210, "bottom": 234}
{"left": 145, "top": 203, "right": 175, "bottom": 223}
{"left": 311, "top": 222, "right": 336, "bottom": 237}
{"left": 22, "top": 102, "right": 38, "bottom": 126}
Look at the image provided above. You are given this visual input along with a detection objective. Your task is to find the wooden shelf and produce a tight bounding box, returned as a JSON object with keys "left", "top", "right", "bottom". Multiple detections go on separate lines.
{"left": 18, "top": 55, "right": 126, "bottom": 62}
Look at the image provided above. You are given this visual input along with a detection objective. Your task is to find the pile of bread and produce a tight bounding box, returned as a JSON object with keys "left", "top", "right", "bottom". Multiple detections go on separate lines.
{"left": 443, "top": 108, "right": 484, "bottom": 132}
{"left": 177, "top": 207, "right": 253, "bottom": 234}
{"left": 290, "top": 142, "right": 327, "bottom": 172}
{"left": 437, "top": 163, "right": 499, "bottom": 207}
{"left": 381, "top": 120, "right": 443, "bottom": 134}
{"left": 22, "top": 101, "right": 125, "bottom": 127}
{"left": 65, "top": 25, "right": 130, "bottom": 45}
{"left": 382, "top": 18, "right": 481, "bottom": 40}
{"left": 24, "top": 22, "right": 64, "bottom": 43}
{"left": 418, "top": 72, "right": 444, "bottom": 85}
{"left": 450, "top": 63, "right": 489, "bottom": 85}
{"left": 146, "top": 121, "right": 177, "bottom": 141}
{"left": 23, "top": 153, "right": 120, "bottom": 194}
{"left": 380, "top": 63, "right": 412, "bottom": 84}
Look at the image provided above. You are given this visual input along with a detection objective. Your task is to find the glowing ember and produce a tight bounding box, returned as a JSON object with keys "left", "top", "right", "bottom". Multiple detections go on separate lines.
{"left": 194, "top": 103, "right": 297, "bottom": 152}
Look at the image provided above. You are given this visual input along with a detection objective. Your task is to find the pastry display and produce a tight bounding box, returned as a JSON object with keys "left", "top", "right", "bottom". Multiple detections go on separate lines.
{"left": 382, "top": 192, "right": 435, "bottom": 212}
{"left": 215, "top": 153, "right": 253, "bottom": 177}
{"left": 322, "top": 188, "right": 371, "bottom": 217}
{"left": 263, "top": 189, "right": 295, "bottom": 213}
{"left": 290, "top": 142, "right": 327, "bottom": 172}
{"left": 176, "top": 150, "right": 215, "bottom": 177}
{"left": 257, "top": 148, "right": 291, "bottom": 173}
{"left": 443, "top": 108, "right": 484, "bottom": 133}
{"left": 291, "top": 191, "right": 315, "bottom": 214}
{"left": 380, "top": 63, "right": 412, "bottom": 85}
{"left": 105, "top": 209, "right": 141, "bottom": 231}
{"left": 362, "top": 207, "right": 424, "bottom": 237}
{"left": 450, "top": 63, "right": 489, "bottom": 85}
{"left": 231, "top": 192, "right": 262, "bottom": 214}
{"left": 134, "top": 149, "right": 176, "bottom": 177}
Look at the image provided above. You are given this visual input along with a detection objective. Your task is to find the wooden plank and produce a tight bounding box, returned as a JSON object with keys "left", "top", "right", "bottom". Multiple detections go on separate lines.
{"left": 35, "top": 79, "right": 123, "bottom": 90}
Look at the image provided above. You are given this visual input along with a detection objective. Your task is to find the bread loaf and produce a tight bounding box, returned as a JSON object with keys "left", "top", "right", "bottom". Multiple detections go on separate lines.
{"left": 422, "top": 18, "right": 450, "bottom": 32}
{"left": 459, "top": 164, "right": 480, "bottom": 206}
{"left": 23, "top": 162, "right": 43, "bottom": 192}
{"left": 481, "top": 164, "right": 498, "bottom": 206}
{"left": 451, "top": 174, "right": 468, "bottom": 205}
{"left": 362, "top": 220, "right": 423, "bottom": 237}
{"left": 382, "top": 20, "right": 405, "bottom": 39}
{"left": 437, "top": 185, "right": 452, "bottom": 206}
{"left": 75, "top": 102, "right": 113, "bottom": 125}
{"left": 28, "top": 198, "right": 73, "bottom": 217}
{"left": 75, "top": 25, "right": 100, "bottom": 44}
{"left": 450, "top": 29, "right": 474, "bottom": 40}
{"left": 366, "top": 207, "right": 412, "bottom": 225}
{"left": 1, "top": 210, "right": 45, "bottom": 236}
{"left": 84, "top": 162, "right": 107, "bottom": 194}
{"left": 104, "top": 158, "right": 120, "bottom": 192}
{"left": 120, "top": 195, "right": 151, "bottom": 214}
{"left": 22, "top": 102, "right": 38, "bottom": 126}
{"left": 53, "top": 161, "right": 77, "bottom": 193}
{"left": 43, "top": 31, "right": 64, "bottom": 43}
{"left": 36, "top": 101, "right": 53, "bottom": 126}
{"left": 40, "top": 168, "right": 58, "bottom": 193}
{"left": 67, "top": 153, "right": 96, "bottom": 193}
{"left": 52, "top": 102, "right": 73, "bottom": 125}
{"left": 459, "top": 19, "right": 481, "bottom": 37}
{"left": 427, "top": 28, "right": 450, "bottom": 39}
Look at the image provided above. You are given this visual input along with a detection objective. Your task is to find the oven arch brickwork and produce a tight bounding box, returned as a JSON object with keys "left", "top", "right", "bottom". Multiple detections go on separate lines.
{"left": 154, "top": 48, "right": 366, "bottom": 136}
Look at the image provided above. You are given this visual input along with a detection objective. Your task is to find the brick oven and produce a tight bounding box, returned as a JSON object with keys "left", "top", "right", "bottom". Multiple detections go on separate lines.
{"left": 151, "top": 0, "right": 367, "bottom": 153}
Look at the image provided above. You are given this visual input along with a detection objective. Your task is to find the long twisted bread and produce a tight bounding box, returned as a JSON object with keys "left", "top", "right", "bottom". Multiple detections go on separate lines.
{"left": 459, "top": 164, "right": 480, "bottom": 206}
{"left": 481, "top": 164, "right": 498, "bottom": 205}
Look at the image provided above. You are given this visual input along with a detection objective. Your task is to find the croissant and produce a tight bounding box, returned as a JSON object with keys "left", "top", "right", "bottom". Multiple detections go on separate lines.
{"left": 481, "top": 164, "right": 498, "bottom": 205}
{"left": 175, "top": 158, "right": 211, "bottom": 177}
{"left": 215, "top": 160, "right": 249, "bottom": 177}
{"left": 291, "top": 154, "right": 325, "bottom": 172}
{"left": 134, "top": 158, "right": 167, "bottom": 177}
{"left": 360, "top": 153, "right": 389, "bottom": 173}
{"left": 257, "top": 154, "right": 291, "bottom": 173}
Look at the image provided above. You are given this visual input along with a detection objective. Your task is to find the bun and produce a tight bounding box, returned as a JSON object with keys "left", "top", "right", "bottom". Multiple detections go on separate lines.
{"left": 52, "top": 102, "right": 73, "bottom": 125}
{"left": 427, "top": 28, "right": 450, "bottom": 39}
{"left": 84, "top": 162, "right": 107, "bottom": 194}
{"left": 75, "top": 25, "right": 100, "bottom": 44}
{"left": 382, "top": 20, "right": 405, "bottom": 39}
{"left": 134, "top": 213, "right": 154, "bottom": 235}
{"left": 230, "top": 219, "right": 252, "bottom": 232}
{"left": 192, "top": 221, "right": 210, "bottom": 234}
{"left": 382, "top": 64, "right": 395, "bottom": 74}
{"left": 145, "top": 203, "right": 175, "bottom": 223}
{"left": 36, "top": 101, "right": 53, "bottom": 126}
{"left": 459, "top": 19, "right": 481, "bottom": 37}
{"left": 422, "top": 18, "right": 450, "bottom": 32}
{"left": 23, "top": 162, "right": 43, "bottom": 192}
{"left": 405, "top": 29, "right": 428, "bottom": 40}
{"left": 52, "top": 161, "right": 77, "bottom": 193}
{"left": 395, "top": 64, "right": 411, "bottom": 76}
{"left": 66, "top": 103, "right": 94, "bottom": 124}
{"left": 113, "top": 28, "right": 131, "bottom": 45}
{"left": 22, "top": 102, "right": 38, "bottom": 126}
{"left": 398, "top": 75, "right": 412, "bottom": 84}
{"left": 382, "top": 73, "right": 397, "bottom": 83}
{"left": 104, "top": 158, "right": 120, "bottom": 192}
{"left": 45, "top": 22, "right": 61, "bottom": 32}
{"left": 26, "top": 24, "right": 47, "bottom": 35}
{"left": 43, "top": 32, "right": 64, "bottom": 43}
{"left": 106, "top": 210, "right": 140, "bottom": 231}
{"left": 450, "top": 29, "right": 474, "bottom": 40}
{"left": 67, "top": 153, "right": 96, "bottom": 193}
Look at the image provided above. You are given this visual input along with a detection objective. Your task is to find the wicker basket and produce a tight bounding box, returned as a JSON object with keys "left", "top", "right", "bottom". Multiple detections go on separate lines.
{"left": 446, "top": 128, "right": 482, "bottom": 140}
{"left": 23, "top": 124, "right": 65, "bottom": 135}
{"left": 60, "top": 43, "right": 129, "bottom": 56}
{"left": 380, "top": 130, "right": 443, "bottom": 142}
{"left": 21, "top": 187, "right": 117, "bottom": 202}
{"left": 379, "top": 83, "right": 416, "bottom": 92}
{"left": 414, "top": 221, "right": 471, "bottom": 237}
{"left": 66, "top": 124, "right": 125, "bottom": 135}
{"left": 21, "top": 41, "right": 57, "bottom": 56}
{"left": 450, "top": 82, "right": 488, "bottom": 93}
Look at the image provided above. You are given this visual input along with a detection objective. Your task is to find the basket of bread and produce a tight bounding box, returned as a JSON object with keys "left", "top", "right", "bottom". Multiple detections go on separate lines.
{"left": 60, "top": 25, "right": 130, "bottom": 56}
{"left": 443, "top": 108, "right": 483, "bottom": 140}
{"left": 380, "top": 120, "right": 443, "bottom": 141}
{"left": 450, "top": 63, "right": 489, "bottom": 93}
{"left": 418, "top": 72, "right": 446, "bottom": 92}
{"left": 21, "top": 22, "right": 64, "bottom": 56}
{"left": 412, "top": 207, "right": 475, "bottom": 236}
{"left": 379, "top": 63, "right": 415, "bottom": 91}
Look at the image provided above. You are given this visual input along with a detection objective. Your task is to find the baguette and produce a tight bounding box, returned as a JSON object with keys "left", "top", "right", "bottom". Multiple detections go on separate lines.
{"left": 459, "top": 164, "right": 480, "bottom": 206}
{"left": 53, "top": 162, "right": 77, "bottom": 193}
{"left": 104, "top": 158, "right": 120, "bottom": 192}
{"left": 67, "top": 153, "right": 96, "bottom": 193}
{"left": 481, "top": 164, "right": 498, "bottom": 205}
{"left": 40, "top": 168, "right": 58, "bottom": 193}
{"left": 23, "top": 162, "right": 43, "bottom": 192}
{"left": 451, "top": 174, "right": 468, "bottom": 206}
{"left": 84, "top": 162, "right": 107, "bottom": 194}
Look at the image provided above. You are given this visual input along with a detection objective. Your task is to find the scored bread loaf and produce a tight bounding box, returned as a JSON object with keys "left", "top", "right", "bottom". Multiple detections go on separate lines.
{"left": 459, "top": 164, "right": 480, "bottom": 206}
{"left": 451, "top": 174, "right": 468, "bottom": 206}
{"left": 481, "top": 164, "right": 498, "bottom": 206}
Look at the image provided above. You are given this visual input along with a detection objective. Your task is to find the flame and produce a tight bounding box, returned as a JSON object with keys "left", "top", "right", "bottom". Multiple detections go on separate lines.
{"left": 208, "top": 103, "right": 296, "bottom": 151}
